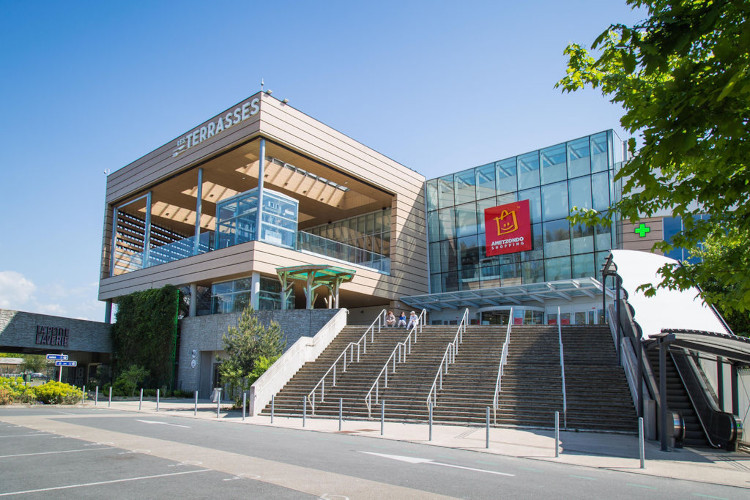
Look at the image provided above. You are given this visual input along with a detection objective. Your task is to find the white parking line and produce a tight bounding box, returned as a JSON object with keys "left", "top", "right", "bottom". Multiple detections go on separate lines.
{"left": 136, "top": 419, "right": 190, "bottom": 428}
{"left": 0, "top": 469, "right": 210, "bottom": 496}
{"left": 0, "top": 447, "right": 111, "bottom": 459}
{"left": 0, "top": 433, "right": 52, "bottom": 438}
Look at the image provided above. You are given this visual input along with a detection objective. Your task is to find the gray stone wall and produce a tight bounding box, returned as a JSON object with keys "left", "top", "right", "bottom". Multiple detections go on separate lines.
{"left": 0, "top": 309, "right": 111, "bottom": 354}
{"left": 177, "top": 308, "right": 340, "bottom": 392}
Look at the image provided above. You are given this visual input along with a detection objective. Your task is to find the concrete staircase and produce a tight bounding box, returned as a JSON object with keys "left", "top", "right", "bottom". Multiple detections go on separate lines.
{"left": 373, "top": 326, "right": 461, "bottom": 422}
{"left": 431, "top": 326, "right": 505, "bottom": 425}
{"left": 562, "top": 326, "right": 637, "bottom": 432}
{"left": 493, "top": 325, "right": 563, "bottom": 427}
{"left": 259, "top": 325, "right": 408, "bottom": 418}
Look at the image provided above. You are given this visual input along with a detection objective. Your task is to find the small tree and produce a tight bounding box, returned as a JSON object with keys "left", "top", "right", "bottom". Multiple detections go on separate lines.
{"left": 21, "top": 355, "right": 48, "bottom": 375}
{"left": 220, "top": 307, "right": 285, "bottom": 401}
{"left": 113, "top": 365, "right": 149, "bottom": 397}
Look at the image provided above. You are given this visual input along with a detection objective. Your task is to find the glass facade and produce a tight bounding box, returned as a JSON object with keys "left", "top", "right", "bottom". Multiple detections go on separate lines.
{"left": 425, "top": 131, "right": 620, "bottom": 293}
{"left": 663, "top": 215, "right": 708, "bottom": 263}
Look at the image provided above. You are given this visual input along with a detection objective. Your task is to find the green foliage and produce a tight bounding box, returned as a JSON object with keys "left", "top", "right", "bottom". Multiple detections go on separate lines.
{"left": 247, "top": 355, "right": 280, "bottom": 386}
{"left": 32, "top": 381, "right": 81, "bottom": 404}
{"left": 111, "top": 285, "right": 180, "bottom": 389}
{"left": 112, "top": 365, "right": 149, "bottom": 397}
{"left": 220, "top": 308, "right": 285, "bottom": 398}
{"left": 558, "top": 0, "right": 750, "bottom": 313}
{"left": 21, "top": 354, "right": 48, "bottom": 374}
{"left": 0, "top": 377, "right": 33, "bottom": 404}
{"left": 0, "top": 377, "right": 81, "bottom": 405}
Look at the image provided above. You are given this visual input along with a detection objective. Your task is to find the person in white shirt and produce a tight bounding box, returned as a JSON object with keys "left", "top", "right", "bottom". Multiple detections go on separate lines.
{"left": 406, "top": 310, "right": 419, "bottom": 330}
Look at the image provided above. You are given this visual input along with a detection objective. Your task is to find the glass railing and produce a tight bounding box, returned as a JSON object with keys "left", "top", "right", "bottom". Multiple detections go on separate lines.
{"left": 114, "top": 228, "right": 390, "bottom": 275}
{"left": 296, "top": 231, "right": 390, "bottom": 274}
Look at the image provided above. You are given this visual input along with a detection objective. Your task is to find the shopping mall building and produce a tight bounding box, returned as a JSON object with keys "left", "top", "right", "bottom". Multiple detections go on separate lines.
{"left": 97, "top": 91, "right": 673, "bottom": 390}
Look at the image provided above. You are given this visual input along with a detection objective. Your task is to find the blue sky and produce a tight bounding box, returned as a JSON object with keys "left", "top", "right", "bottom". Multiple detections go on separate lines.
{"left": 0, "top": 1, "right": 644, "bottom": 321}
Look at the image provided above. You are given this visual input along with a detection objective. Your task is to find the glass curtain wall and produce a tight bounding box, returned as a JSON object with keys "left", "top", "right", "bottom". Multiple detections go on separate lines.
{"left": 425, "top": 131, "right": 619, "bottom": 293}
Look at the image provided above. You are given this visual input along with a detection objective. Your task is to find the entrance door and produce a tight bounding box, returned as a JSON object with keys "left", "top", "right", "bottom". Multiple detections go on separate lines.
{"left": 482, "top": 310, "right": 510, "bottom": 325}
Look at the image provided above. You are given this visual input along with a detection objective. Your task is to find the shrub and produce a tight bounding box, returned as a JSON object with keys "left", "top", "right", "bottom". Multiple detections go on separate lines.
{"left": 0, "top": 387, "right": 13, "bottom": 405}
{"left": 32, "top": 381, "right": 81, "bottom": 404}
{"left": 112, "top": 365, "right": 149, "bottom": 397}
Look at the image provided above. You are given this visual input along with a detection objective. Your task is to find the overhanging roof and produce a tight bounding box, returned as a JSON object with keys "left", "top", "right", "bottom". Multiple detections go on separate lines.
{"left": 649, "top": 329, "right": 750, "bottom": 366}
{"left": 276, "top": 265, "right": 356, "bottom": 284}
{"left": 401, "top": 277, "right": 612, "bottom": 311}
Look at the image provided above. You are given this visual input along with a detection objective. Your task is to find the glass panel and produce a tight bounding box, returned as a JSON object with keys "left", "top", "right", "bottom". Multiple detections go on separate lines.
{"left": 592, "top": 172, "right": 610, "bottom": 211}
{"left": 542, "top": 182, "right": 569, "bottom": 220}
{"left": 429, "top": 241, "right": 441, "bottom": 274}
{"left": 441, "top": 271, "right": 459, "bottom": 292}
{"left": 496, "top": 158, "right": 518, "bottom": 195}
{"left": 438, "top": 208, "right": 455, "bottom": 240}
{"left": 476, "top": 197, "right": 497, "bottom": 234}
{"left": 545, "top": 256, "right": 572, "bottom": 281}
{"left": 591, "top": 132, "right": 609, "bottom": 173}
{"left": 479, "top": 256, "right": 501, "bottom": 287}
{"left": 438, "top": 174, "right": 455, "bottom": 209}
{"left": 540, "top": 144, "right": 567, "bottom": 185}
{"left": 518, "top": 151, "right": 540, "bottom": 189}
{"left": 457, "top": 235, "right": 480, "bottom": 288}
{"left": 595, "top": 250, "right": 610, "bottom": 272}
{"left": 568, "top": 176, "right": 592, "bottom": 212}
{"left": 595, "top": 224, "right": 612, "bottom": 252}
{"left": 572, "top": 253, "right": 595, "bottom": 278}
{"left": 440, "top": 239, "right": 458, "bottom": 273}
{"left": 571, "top": 223, "right": 594, "bottom": 254}
{"left": 454, "top": 169, "right": 476, "bottom": 205}
{"left": 499, "top": 259, "right": 522, "bottom": 286}
{"left": 475, "top": 163, "right": 496, "bottom": 200}
{"left": 543, "top": 219, "right": 571, "bottom": 258}
{"left": 455, "top": 202, "right": 478, "bottom": 237}
{"left": 518, "top": 188, "right": 541, "bottom": 224}
{"left": 425, "top": 179, "right": 438, "bottom": 212}
{"left": 663, "top": 216, "right": 683, "bottom": 260}
{"left": 427, "top": 211, "right": 440, "bottom": 243}
{"left": 521, "top": 223, "right": 544, "bottom": 261}
{"left": 567, "top": 137, "right": 591, "bottom": 178}
{"left": 430, "top": 273, "right": 442, "bottom": 294}
{"left": 521, "top": 260, "right": 544, "bottom": 283}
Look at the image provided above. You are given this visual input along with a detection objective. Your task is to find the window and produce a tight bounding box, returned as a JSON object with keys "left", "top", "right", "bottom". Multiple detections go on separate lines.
{"left": 542, "top": 182, "right": 569, "bottom": 220}
{"left": 591, "top": 132, "right": 609, "bottom": 173}
{"left": 518, "top": 152, "right": 540, "bottom": 189}
{"left": 543, "top": 219, "right": 571, "bottom": 258}
{"left": 541, "top": 144, "right": 567, "bottom": 185}
{"left": 496, "top": 158, "right": 518, "bottom": 195}
{"left": 438, "top": 174, "right": 455, "bottom": 209}
{"left": 567, "top": 137, "right": 591, "bottom": 178}
{"left": 475, "top": 164, "right": 496, "bottom": 200}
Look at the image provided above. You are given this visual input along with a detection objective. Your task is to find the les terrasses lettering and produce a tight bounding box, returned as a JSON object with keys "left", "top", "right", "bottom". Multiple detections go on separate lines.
{"left": 173, "top": 97, "right": 260, "bottom": 157}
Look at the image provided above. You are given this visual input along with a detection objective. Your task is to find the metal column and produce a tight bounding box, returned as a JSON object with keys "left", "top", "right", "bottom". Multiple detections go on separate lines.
{"left": 659, "top": 337, "right": 668, "bottom": 451}
{"left": 256, "top": 139, "right": 266, "bottom": 243}
{"left": 143, "top": 191, "right": 152, "bottom": 267}
{"left": 193, "top": 167, "right": 203, "bottom": 255}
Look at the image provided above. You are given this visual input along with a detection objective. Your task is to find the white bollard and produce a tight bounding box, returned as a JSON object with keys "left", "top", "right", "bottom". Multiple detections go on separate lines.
{"left": 242, "top": 392, "right": 247, "bottom": 421}
{"left": 486, "top": 407, "right": 490, "bottom": 449}
{"left": 95, "top": 386, "right": 98, "bottom": 406}
{"left": 139, "top": 388, "right": 143, "bottom": 411}
{"left": 156, "top": 389, "right": 160, "bottom": 412}
{"left": 639, "top": 417, "right": 645, "bottom": 469}
{"left": 108, "top": 386, "right": 112, "bottom": 408}
{"left": 194, "top": 390, "right": 198, "bottom": 416}
{"left": 555, "top": 411, "right": 560, "bottom": 458}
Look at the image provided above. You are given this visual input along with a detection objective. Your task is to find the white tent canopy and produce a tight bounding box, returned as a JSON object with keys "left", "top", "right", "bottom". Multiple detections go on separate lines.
{"left": 609, "top": 250, "right": 730, "bottom": 340}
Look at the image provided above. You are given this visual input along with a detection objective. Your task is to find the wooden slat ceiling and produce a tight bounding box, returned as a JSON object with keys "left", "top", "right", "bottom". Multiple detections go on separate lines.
{"left": 117, "top": 140, "right": 393, "bottom": 236}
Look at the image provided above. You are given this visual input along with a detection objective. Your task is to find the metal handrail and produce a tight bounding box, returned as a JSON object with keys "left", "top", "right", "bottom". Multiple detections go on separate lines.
{"left": 307, "top": 309, "right": 386, "bottom": 414}
{"left": 492, "top": 307, "right": 513, "bottom": 422}
{"left": 365, "top": 309, "right": 427, "bottom": 417}
{"left": 557, "top": 306, "right": 567, "bottom": 429}
{"left": 426, "top": 309, "right": 468, "bottom": 410}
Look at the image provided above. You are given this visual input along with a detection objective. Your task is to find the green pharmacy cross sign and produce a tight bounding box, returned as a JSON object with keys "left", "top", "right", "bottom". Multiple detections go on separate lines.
{"left": 635, "top": 223, "right": 651, "bottom": 238}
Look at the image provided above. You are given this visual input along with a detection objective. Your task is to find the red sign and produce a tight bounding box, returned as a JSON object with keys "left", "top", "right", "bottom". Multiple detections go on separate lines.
{"left": 484, "top": 199, "right": 532, "bottom": 256}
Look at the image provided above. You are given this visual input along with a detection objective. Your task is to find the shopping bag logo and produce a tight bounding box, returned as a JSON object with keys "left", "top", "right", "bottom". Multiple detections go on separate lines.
{"left": 493, "top": 210, "right": 519, "bottom": 236}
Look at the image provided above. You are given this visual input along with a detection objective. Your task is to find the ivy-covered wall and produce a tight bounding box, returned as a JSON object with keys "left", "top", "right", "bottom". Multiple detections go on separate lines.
{"left": 111, "top": 285, "right": 179, "bottom": 389}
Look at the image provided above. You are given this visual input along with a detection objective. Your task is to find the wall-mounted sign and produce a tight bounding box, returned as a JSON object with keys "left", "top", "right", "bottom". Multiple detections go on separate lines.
{"left": 172, "top": 97, "right": 260, "bottom": 157}
{"left": 35, "top": 326, "right": 69, "bottom": 347}
{"left": 634, "top": 223, "right": 651, "bottom": 237}
{"left": 484, "top": 199, "right": 533, "bottom": 256}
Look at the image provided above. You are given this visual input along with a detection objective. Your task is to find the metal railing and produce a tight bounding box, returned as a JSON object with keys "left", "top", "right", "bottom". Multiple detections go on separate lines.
{"left": 492, "top": 307, "right": 513, "bottom": 423}
{"left": 307, "top": 309, "right": 387, "bottom": 414}
{"left": 365, "top": 309, "right": 427, "bottom": 418}
{"left": 557, "top": 306, "right": 567, "bottom": 429}
{"left": 426, "top": 309, "right": 468, "bottom": 410}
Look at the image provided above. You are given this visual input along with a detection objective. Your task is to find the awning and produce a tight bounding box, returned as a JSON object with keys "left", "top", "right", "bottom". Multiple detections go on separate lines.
{"left": 400, "top": 277, "right": 611, "bottom": 311}
{"left": 276, "top": 265, "right": 355, "bottom": 309}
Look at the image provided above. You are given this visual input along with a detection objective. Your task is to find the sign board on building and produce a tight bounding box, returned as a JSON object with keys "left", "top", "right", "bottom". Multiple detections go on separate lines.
{"left": 46, "top": 354, "right": 68, "bottom": 361}
{"left": 55, "top": 360, "right": 77, "bottom": 367}
{"left": 484, "top": 199, "right": 533, "bottom": 256}
{"left": 35, "top": 326, "right": 69, "bottom": 347}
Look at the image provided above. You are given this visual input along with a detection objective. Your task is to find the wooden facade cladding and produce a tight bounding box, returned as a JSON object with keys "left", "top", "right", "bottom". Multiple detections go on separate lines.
{"left": 99, "top": 93, "right": 428, "bottom": 302}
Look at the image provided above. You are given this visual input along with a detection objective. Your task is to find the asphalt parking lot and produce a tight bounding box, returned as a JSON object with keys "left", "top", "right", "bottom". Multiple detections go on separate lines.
{"left": 0, "top": 417, "right": 312, "bottom": 499}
